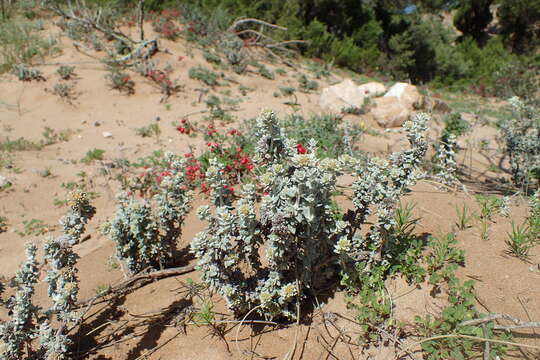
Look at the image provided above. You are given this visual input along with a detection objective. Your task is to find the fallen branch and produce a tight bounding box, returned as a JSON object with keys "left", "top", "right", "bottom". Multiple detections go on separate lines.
{"left": 460, "top": 313, "right": 540, "bottom": 330}
{"left": 75, "top": 264, "right": 196, "bottom": 308}
{"left": 228, "top": 17, "right": 287, "bottom": 32}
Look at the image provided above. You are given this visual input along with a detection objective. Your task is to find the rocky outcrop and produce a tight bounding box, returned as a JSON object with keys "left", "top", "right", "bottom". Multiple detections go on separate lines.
{"left": 372, "top": 82, "right": 422, "bottom": 128}
{"left": 319, "top": 79, "right": 386, "bottom": 112}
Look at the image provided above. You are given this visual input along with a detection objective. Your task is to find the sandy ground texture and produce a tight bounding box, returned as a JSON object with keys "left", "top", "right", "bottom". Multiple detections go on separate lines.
{"left": 0, "top": 19, "right": 539, "bottom": 360}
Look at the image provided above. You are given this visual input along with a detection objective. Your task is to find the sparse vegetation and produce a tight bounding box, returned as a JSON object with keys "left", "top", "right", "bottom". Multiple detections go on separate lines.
{"left": 81, "top": 148, "right": 105, "bottom": 164}
{"left": 188, "top": 66, "right": 218, "bottom": 86}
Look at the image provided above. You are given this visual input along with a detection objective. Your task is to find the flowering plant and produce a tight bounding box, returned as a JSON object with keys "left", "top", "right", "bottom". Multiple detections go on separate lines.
{"left": 191, "top": 110, "right": 429, "bottom": 319}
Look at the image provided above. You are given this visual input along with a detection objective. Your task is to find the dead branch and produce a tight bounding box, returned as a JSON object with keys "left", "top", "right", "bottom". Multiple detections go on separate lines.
{"left": 75, "top": 264, "right": 196, "bottom": 308}
{"left": 228, "top": 17, "right": 287, "bottom": 32}
{"left": 460, "top": 313, "right": 540, "bottom": 330}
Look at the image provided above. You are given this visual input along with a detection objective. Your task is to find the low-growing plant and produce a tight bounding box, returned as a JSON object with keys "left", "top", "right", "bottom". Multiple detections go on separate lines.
{"left": 258, "top": 65, "right": 274, "bottom": 80}
{"left": 42, "top": 127, "right": 72, "bottom": 145}
{"left": 51, "top": 82, "right": 77, "bottom": 103}
{"left": 0, "top": 137, "right": 43, "bottom": 152}
{"left": 455, "top": 203, "right": 474, "bottom": 230}
{"left": 191, "top": 109, "right": 429, "bottom": 320}
{"left": 106, "top": 67, "right": 135, "bottom": 95}
{"left": 12, "top": 64, "right": 44, "bottom": 81}
{"left": 297, "top": 73, "right": 318, "bottom": 92}
{"left": 505, "top": 222, "right": 532, "bottom": 259}
{"left": 188, "top": 66, "right": 218, "bottom": 86}
{"left": 18, "top": 219, "right": 51, "bottom": 237}
{"left": 56, "top": 65, "right": 75, "bottom": 80}
{"left": 81, "top": 148, "right": 105, "bottom": 164}
{"left": 135, "top": 123, "right": 161, "bottom": 139}
{"left": 203, "top": 50, "right": 221, "bottom": 65}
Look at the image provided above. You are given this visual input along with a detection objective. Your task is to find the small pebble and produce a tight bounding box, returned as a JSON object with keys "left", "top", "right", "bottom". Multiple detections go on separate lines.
{"left": 94, "top": 121, "right": 101, "bottom": 127}
{"left": 102, "top": 132, "right": 113, "bottom": 138}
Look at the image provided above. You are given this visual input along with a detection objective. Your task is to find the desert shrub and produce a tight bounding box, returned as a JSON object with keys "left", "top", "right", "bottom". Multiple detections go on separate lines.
{"left": 191, "top": 109, "right": 429, "bottom": 320}
{"left": 12, "top": 63, "right": 44, "bottom": 81}
{"left": 103, "top": 153, "right": 193, "bottom": 274}
{"left": 431, "top": 113, "right": 469, "bottom": 185}
{"left": 56, "top": 65, "right": 75, "bottom": 80}
{"left": 0, "top": 191, "right": 95, "bottom": 359}
{"left": 106, "top": 67, "right": 135, "bottom": 94}
{"left": 188, "top": 66, "right": 218, "bottom": 86}
{"left": 499, "top": 97, "right": 540, "bottom": 191}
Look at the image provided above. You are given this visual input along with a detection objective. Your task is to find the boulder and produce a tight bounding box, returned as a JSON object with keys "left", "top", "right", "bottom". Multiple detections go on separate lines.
{"left": 319, "top": 79, "right": 386, "bottom": 112}
{"left": 319, "top": 79, "right": 364, "bottom": 112}
{"left": 372, "top": 97, "right": 411, "bottom": 128}
{"left": 357, "top": 82, "right": 386, "bottom": 97}
{"left": 371, "top": 82, "right": 423, "bottom": 128}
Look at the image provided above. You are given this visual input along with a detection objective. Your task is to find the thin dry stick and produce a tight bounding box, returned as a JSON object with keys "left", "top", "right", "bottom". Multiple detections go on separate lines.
{"left": 75, "top": 264, "right": 196, "bottom": 308}
{"left": 235, "top": 305, "right": 262, "bottom": 358}
{"left": 229, "top": 18, "right": 287, "bottom": 32}
{"left": 460, "top": 313, "right": 540, "bottom": 330}
{"left": 518, "top": 296, "right": 539, "bottom": 346}
{"left": 394, "top": 334, "right": 540, "bottom": 359}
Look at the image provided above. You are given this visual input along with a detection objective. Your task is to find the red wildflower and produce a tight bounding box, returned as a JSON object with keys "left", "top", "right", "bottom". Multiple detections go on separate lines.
{"left": 296, "top": 144, "right": 307, "bottom": 154}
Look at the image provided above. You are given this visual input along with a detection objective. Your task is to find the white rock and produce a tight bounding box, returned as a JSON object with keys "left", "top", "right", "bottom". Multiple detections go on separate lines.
{"left": 357, "top": 82, "right": 386, "bottom": 97}
{"left": 102, "top": 132, "right": 113, "bottom": 138}
{"left": 0, "top": 175, "right": 11, "bottom": 188}
{"left": 371, "top": 82, "right": 423, "bottom": 128}
{"left": 384, "top": 82, "right": 421, "bottom": 107}
{"left": 319, "top": 79, "right": 386, "bottom": 112}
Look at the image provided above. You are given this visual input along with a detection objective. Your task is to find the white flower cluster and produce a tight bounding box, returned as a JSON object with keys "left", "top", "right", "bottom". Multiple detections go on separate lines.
{"left": 104, "top": 154, "right": 193, "bottom": 274}
{"left": 500, "top": 97, "right": 540, "bottom": 190}
{"left": 192, "top": 110, "right": 430, "bottom": 319}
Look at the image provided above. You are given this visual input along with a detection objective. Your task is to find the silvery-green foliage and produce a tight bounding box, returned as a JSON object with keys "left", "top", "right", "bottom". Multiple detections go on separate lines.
{"left": 45, "top": 191, "right": 95, "bottom": 321}
{"left": 500, "top": 97, "right": 540, "bottom": 190}
{"left": 333, "top": 114, "right": 429, "bottom": 280}
{"left": 220, "top": 33, "right": 246, "bottom": 66}
{"left": 192, "top": 110, "right": 430, "bottom": 319}
{"left": 104, "top": 155, "right": 193, "bottom": 274}
{"left": 0, "top": 243, "right": 39, "bottom": 360}
{"left": 59, "top": 190, "right": 96, "bottom": 245}
{"left": 39, "top": 321, "right": 69, "bottom": 360}
{"left": 42, "top": 190, "right": 95, "bottom": 358}
{"left": 433, "top": 133, "right": 458, "bottom": 186}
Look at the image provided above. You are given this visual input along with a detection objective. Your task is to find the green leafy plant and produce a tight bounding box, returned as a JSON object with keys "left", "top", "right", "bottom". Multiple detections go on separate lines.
{"left": 18, "top": 219, "right": 51, "bottom": 237}
{"left": 106, "top": 67, "right": 135, "bottom": 95}
{"left": 188, "top": 66, "right": 218, "bottom": 86}
{"left": 135, "top": 123, "right": 161, "bottom": 139}
{"left": 56, "top": 65, "right": 75, "bottom": 80}
{"left": 81, "top": 148, "right": 105, "bottom": 164}
{"left": 297, "top": 73, "right": 318, "bottom": 92}
{"left": 258, "top": 65, "right": 274, "bottom": 80}
{"left": 455, "top": 203, "right": 474, "bottom": 230}
{"left": 505, "top": 222, "right": 532, "bottom": 259}
{"left": 12, "top": 64, "right": 44, "bottom": 81}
